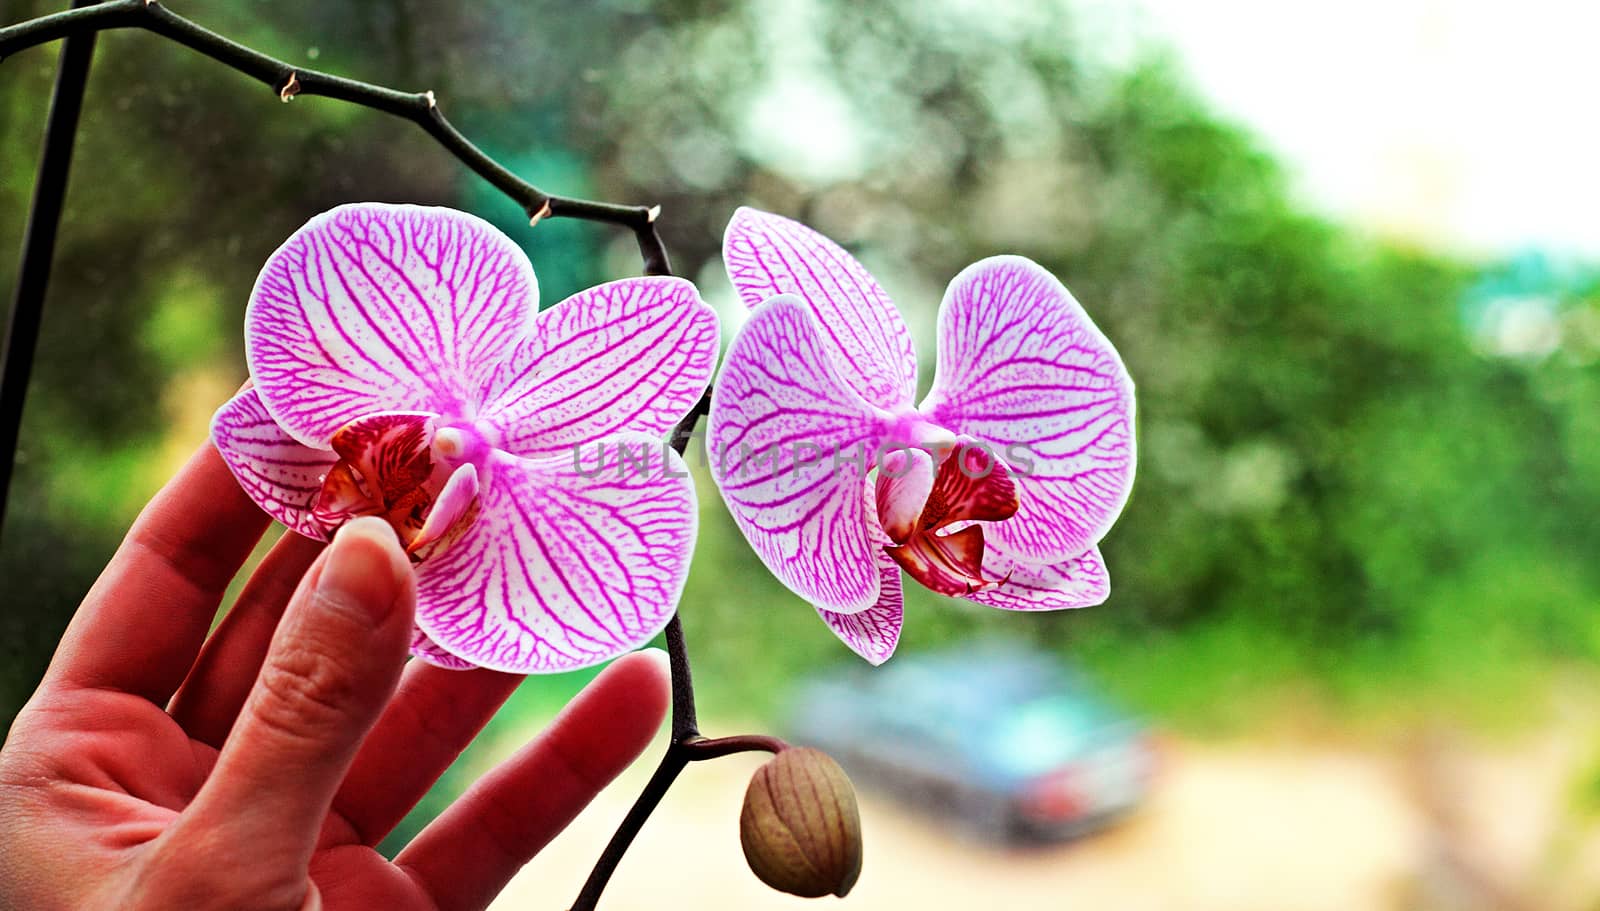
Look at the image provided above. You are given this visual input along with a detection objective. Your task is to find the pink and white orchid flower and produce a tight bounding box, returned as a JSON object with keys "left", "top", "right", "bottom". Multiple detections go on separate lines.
{"left": 707, "top": 208, "right": 1135, "bottom": 665}
{"left": 211, "top": 203, "right": 719, "bottom": 673}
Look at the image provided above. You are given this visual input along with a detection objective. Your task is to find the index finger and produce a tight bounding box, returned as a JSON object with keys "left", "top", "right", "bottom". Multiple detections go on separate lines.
{"left": 43, "top": 442, "right": 271, "bottom": 704}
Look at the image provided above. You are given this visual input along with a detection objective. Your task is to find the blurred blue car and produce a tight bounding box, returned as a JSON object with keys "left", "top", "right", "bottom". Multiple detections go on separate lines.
{"left": 785, "top": 642, "right": 1156, "bottom": 843}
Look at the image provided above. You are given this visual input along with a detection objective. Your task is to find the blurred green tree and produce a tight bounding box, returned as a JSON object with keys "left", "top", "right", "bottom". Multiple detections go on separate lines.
{"left": 2, "top": 0, "right": 1595, "bottom": 733}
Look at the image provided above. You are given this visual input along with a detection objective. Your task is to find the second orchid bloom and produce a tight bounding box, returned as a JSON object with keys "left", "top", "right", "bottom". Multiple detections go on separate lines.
{"left": 708, "top": 208, "right": 1136, "bottom": 664}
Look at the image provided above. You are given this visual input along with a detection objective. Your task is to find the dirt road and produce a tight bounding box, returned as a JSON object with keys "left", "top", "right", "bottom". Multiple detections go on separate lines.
{"left": 489, "top": 720, "right": 1600, "bottom": 911}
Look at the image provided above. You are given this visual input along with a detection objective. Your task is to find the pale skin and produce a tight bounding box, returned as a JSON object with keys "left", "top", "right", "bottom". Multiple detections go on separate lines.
{"left": 0, "top": 444, "right": 671, "bottom": 910}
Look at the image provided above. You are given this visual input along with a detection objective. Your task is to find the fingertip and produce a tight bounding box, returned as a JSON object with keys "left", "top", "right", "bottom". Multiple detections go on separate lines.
{"left": 319, "top": 517, "right": 414, "bottom": 626}
{"left": 608, "top": 647, "right": 671, "bottom": 717}
{"left": 332, "top": 514, "right": 405, "bottom": 556}
{"left": 630, "top": 645, "right": 671, "bottom": 680}
{"left": 547, "top": 647, "right": 671, "bottom": 757}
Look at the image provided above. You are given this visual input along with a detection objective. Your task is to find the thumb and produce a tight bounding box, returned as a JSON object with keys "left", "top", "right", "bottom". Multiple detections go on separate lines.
{"left": 180, "top": 516, "right": 415, "bottom": 866}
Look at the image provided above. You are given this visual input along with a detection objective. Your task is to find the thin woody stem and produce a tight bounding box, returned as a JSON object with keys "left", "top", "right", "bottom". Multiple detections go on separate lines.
{"left": 663, "top": 392, "right": 712, "bottom": 740}
{"left": 567, "top": 397, "right": 786, "bottom": 911}
{"left": 569, "top": 728, "right": 788, "bottom": 911}
{"left": 0, "top": 0, "right": 671, "bottom": 270}
{"left": 663, "top": 614, "right": 699, "bottom": 741}
{"left": 682, "top": 733, "right": 790, "bottom": 760}
{"left": 569, "top": 747, "right": 691, "bottom": 911}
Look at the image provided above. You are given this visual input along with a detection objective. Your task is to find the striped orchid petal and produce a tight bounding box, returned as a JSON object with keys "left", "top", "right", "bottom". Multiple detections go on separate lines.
{"left": 246, "top": 203, "right": 537, "bottom": 447}
{"left": 483, "top": 276, "right": 719, "bottom": 458}
{"left": 412, "top": 435, "right": 696, "bottom": 673}
{"left": 724, "top": 208, "right": 918, "bottom": 411}
{"left": 963, "top": 545, "right": 1110, "bottom": 611}
{"left": 922, "top": 256, "right": 1136, "bottom": 564}
{"left": 211, "top": 387, "right": 337, "bottom": 540}
{"left": 818, "top": 554, "right": 904, "bottom": 665}
{"left": 409, "top": 626, "right": 477, "bottom": 670}
{"left": 708, "top": 296, "right": 889, "bottom": 614}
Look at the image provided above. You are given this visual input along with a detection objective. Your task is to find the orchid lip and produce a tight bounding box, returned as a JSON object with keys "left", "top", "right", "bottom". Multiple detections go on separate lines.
{"left": 407, "top": 462, "right": 480, "bottom": 560}
{"left": 872, "top": 439, "right": 1021, "bottom": 596}
{"left": 885, "top": 525, "right": 1004, "bottom": 596}
{"left": 310, "top": 411, "right": 485, "bottom": 557}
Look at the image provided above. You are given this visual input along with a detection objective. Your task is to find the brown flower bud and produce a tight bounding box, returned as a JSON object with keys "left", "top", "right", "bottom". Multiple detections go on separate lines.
{"left": 739, "top": 747, "right": 863, "bottom": 898}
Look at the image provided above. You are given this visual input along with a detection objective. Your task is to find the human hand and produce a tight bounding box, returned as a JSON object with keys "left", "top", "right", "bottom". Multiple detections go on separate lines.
{"left": 0, "top": 444, "right": 670, "bottom": 910}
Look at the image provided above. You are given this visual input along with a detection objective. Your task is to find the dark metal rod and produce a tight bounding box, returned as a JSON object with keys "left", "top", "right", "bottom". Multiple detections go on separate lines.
{"left": 0, "top": 1, "right": 101, "bottom": 538}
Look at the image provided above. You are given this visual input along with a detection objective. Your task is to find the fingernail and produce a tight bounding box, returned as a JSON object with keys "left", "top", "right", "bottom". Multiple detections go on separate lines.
{"left": 317, "top": 516, "right": 405, "bottom": 624}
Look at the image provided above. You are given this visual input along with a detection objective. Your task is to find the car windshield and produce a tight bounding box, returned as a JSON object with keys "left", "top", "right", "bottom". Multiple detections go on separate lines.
{"left": 985, "top": 697, "right": 1122, "bottom": 778}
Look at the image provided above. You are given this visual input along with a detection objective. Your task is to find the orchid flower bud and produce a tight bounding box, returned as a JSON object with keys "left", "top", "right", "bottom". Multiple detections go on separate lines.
{"left": 739, "top": 747, "right": 863, "bottom": 898}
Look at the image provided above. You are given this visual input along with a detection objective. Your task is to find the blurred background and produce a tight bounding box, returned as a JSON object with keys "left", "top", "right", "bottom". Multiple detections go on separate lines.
{"left": 2, "top": 0, "right": 1598, "bottom": 908}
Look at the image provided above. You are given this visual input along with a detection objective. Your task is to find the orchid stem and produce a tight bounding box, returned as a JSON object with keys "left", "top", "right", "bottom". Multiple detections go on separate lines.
{"left": 568, "top": 733, "right": 790, "bottom": 911}
{"left": 569, "top": 722, "right": 787, "bottom": 911}
{"left": 567, "top": 400, "right": 785, "bottom": 911}
{"left": 568, "top": 746, "right": 688, "bottom": 911}
{"left": 0, "top": 0, "right": 674, "bottom": 532}
{"left": 663, "top": 394, "right": 711, "bottom": 741}
{"left": 0, "top": 0, "right": 669, "bottom": 273}
{"left": 664, "top": 613, "right": 699, "bottom": 741}
{"left": 682, "top": 733, "right": 790, "bottom": 760}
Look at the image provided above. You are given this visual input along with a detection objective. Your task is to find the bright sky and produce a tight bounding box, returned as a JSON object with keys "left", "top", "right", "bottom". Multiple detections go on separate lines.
{"left": 1093, "top": 0, "right": 1600, "bottom": 257}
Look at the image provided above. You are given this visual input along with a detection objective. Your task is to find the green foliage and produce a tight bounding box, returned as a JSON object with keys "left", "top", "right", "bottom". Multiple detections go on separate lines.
{"left": 1, "top": 0, "right": 1596, "bottom": 736}
{"left": 575, "top": 0, "right": 1600, "bottom": 725}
